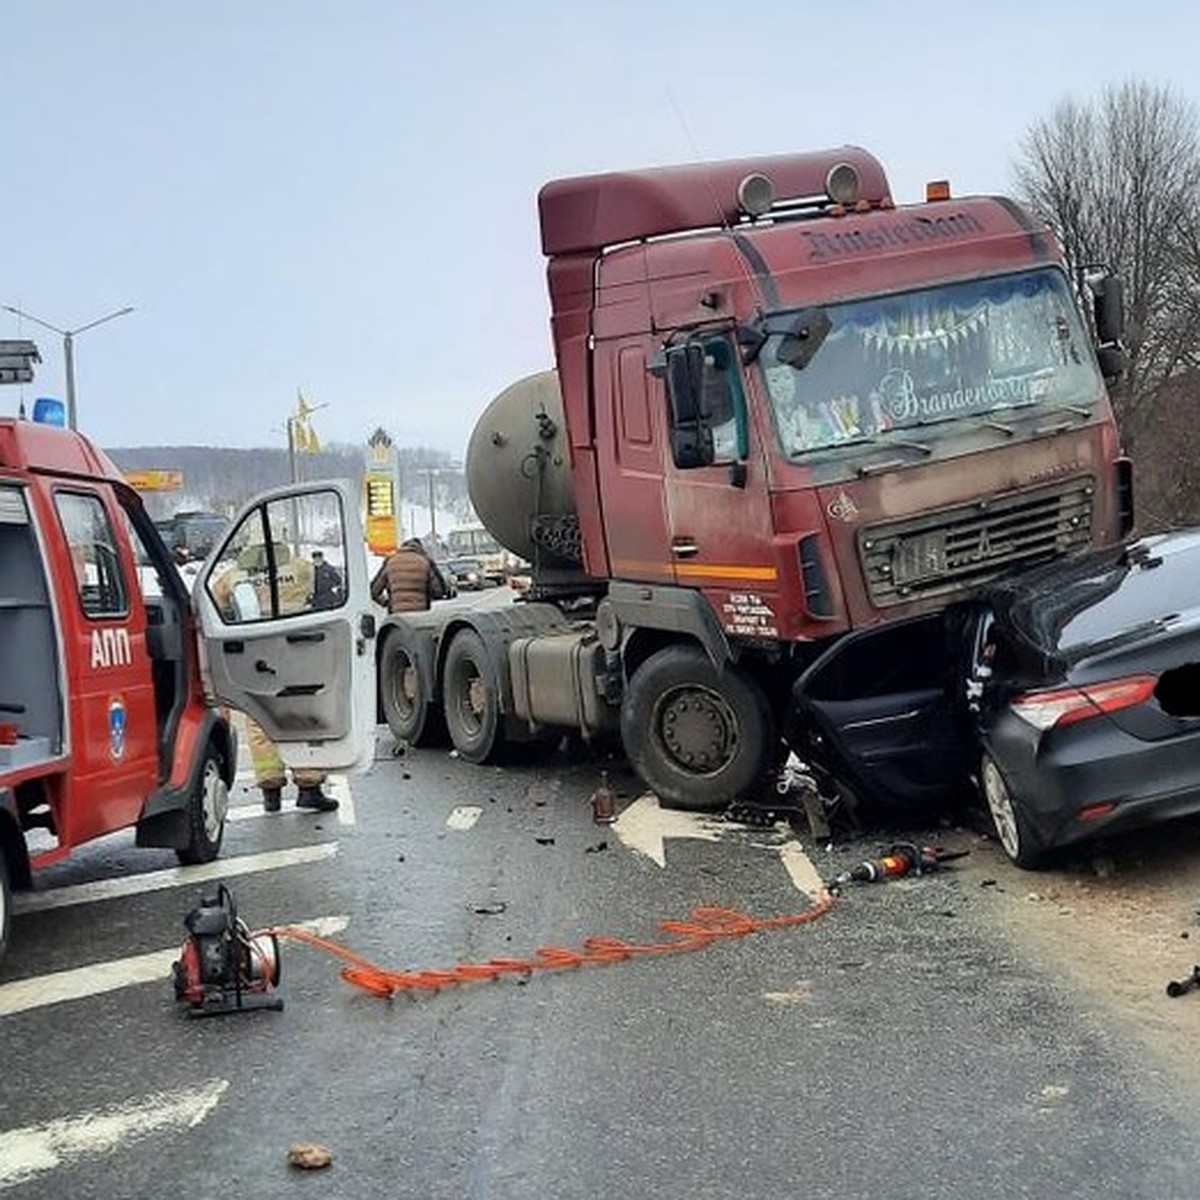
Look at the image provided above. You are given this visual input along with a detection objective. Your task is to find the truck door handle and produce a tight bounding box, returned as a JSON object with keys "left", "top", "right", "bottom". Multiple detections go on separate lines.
{"left": 286, "top": 631, "right": 326, "bottom": 644}
{"left": 255, "top": 659, "right": 277, "bottom": 675}
{"left": 671, "top": 539, "right": 699, "bottom": 558}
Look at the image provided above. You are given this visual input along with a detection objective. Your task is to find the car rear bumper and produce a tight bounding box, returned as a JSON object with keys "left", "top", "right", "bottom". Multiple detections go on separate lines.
{"left": 986, "top": 714, "right": 1200, "bottom": 849}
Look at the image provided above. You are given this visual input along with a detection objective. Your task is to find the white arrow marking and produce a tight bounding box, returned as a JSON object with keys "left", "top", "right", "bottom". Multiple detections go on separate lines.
{"left": 0, "top": 1078, "right": 228, "bottom": 1189}
{"left": 0, "top": 915, "right": 349, "bottom": 1017}
{"left": 612, "top": 793, "right": 826, "bottom": 902}
{"left": 611, "top": 794, "right": 739, "bottom": 867}
{"left": 14, "top": 843, "right": 339, "bottom": 914}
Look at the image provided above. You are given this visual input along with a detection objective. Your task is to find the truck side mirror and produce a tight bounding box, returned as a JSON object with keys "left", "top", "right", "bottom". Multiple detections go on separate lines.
{"left": 1093, "top": 275, "right": 1124, "bottom": 345}
{"left": 666, "top": 343, "right": 706, "bottom": 425}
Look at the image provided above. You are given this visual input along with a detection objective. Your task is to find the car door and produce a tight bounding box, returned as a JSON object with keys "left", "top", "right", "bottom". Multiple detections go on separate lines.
{"left": 193, "top": 481, "right": 376, "bottom": 773}
{"left": 792, "top": 611, "right": 977, "bottom": 814}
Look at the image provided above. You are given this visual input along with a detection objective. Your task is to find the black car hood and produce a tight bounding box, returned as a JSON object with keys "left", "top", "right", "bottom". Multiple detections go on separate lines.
{"left": 985, "top": 530, "right": 1200, "bottom": 676}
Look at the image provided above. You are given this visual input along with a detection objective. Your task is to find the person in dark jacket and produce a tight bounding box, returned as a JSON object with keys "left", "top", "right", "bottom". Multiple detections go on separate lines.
{"left": 371, "top": 538, "right": 452, "bottom": 613}
{"left": 311, "top": 551, "right": 344, "bottom": 610}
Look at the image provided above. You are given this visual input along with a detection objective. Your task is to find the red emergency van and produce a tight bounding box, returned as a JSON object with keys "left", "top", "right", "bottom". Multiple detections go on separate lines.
{"left": 0, "top": 417, "right": 376, "bottom": 962}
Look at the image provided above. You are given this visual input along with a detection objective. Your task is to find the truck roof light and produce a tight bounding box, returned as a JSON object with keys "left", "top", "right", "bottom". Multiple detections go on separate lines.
{"left": 925, "top": 179, "right": 952, "bottom": 202}
{"left": 737, "top": 172, "right": 775, "bottom": 218}
{"left": 825, "top": 162, "right": 861, "bottom": 206}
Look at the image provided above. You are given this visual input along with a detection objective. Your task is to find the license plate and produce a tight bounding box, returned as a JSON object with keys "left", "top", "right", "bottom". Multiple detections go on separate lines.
{"left": 892, "top": 531, "right": 947, "bottom": 586}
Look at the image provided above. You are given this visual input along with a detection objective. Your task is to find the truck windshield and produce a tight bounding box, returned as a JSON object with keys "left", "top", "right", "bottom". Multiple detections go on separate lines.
{"left": 759, "top": 268, "right": 1103, "bottom": 458}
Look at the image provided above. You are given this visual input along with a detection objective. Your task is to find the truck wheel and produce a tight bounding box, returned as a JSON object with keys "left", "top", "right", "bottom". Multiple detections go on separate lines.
{"left": 380, "top": 630, "right": 445, "bottom": 747}
{"left": 980, "top": 752, "right": 1047, "bottom": 869}
{"left": 442, "top": 628, "right": 505, "bottom": 763}
{"left": 0, "top": 851, "right": 10, "bottom": 963}
{"left": 177, "top": 746, "right": 228, "bottom": 865}
{"left": 622, "top": 646, "right": 770, "bottom": 812}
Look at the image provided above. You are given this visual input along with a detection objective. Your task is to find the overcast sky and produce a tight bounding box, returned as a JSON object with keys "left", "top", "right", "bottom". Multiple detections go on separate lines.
{"left": 2, "top": 2, "right": 1197, "bottom": 456}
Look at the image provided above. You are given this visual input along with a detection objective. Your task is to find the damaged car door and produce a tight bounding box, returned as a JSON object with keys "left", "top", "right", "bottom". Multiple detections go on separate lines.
{"left": 791, "top": 610, "right": 979, "bottom": 821}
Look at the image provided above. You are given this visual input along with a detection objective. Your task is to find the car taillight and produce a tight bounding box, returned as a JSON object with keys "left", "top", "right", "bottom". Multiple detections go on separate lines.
{"left": 1009, "top": 675, "right": 1158, "bottom": 732}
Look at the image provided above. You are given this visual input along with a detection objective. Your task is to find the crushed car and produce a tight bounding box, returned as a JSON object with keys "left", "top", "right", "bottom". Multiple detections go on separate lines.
{"left": 791, "top": 530, "right": 1200, "bottom": 868}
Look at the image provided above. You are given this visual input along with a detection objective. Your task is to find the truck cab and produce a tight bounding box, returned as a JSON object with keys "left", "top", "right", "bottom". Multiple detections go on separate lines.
{"left": 0, "top": 417, "right": 375, "bottom": 963}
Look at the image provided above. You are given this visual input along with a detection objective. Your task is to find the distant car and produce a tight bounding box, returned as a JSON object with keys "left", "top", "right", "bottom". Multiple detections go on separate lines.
{"left": 445, "top": 557, "right": 486, "bottom": 591}
{"left": 793, "top": 531, "right": 1200, "bottom": 868}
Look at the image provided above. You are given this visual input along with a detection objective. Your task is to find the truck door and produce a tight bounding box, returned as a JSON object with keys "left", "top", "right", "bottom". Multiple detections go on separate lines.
{"left": 660, "top": 334, "right": 781, "bottom": 632}
{"left": 193, "top": 482, "right": 376, "bottom": 773}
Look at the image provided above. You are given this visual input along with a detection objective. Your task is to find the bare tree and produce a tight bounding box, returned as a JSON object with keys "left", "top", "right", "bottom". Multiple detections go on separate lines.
{"left": 1014, "top": 80, "right": 1200, "bottom": 451}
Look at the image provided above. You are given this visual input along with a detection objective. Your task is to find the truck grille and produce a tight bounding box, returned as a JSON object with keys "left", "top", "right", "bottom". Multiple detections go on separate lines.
{"left": 859, "top": 477, "right": 1095, "bottom": 607}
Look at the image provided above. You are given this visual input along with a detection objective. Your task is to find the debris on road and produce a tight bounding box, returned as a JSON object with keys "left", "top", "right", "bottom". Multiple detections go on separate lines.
{"left": 288, "top": 1143, "right": 333, "bottom": 1170}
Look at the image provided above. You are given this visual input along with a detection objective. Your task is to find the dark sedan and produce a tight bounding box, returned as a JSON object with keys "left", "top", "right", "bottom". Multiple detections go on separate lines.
{"left": 792, "top": 531, "right": 1200, "bottom": 867}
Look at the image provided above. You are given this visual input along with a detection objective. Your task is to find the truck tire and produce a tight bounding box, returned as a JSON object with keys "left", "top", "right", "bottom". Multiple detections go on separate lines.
{"left": 442, "top": 628, "right": 505, "bottom": 764}
{"left": 177, "top": 745, "right": 228, "bottom": 865}
{"left": 380, "top": 629, "right": 445, "bottom": 748}
{"left": 0, "top": 850, "right": 10, "bottom": 964}
{"left": 622, "top": 646, "right": 770, "bottom": 812}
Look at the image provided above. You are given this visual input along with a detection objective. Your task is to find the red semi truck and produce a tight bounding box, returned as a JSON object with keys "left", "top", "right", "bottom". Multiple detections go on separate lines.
{"left": 378, "top": 146, "right": 1131, "bottom": 811}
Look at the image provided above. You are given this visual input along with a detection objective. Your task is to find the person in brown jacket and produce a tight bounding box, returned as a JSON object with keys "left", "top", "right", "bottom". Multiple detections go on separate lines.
{"left": 370, "top": 537, "right": 452, "bottom": 613}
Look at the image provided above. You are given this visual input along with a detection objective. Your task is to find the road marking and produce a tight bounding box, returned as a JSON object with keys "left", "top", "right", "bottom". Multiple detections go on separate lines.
{"left": 0, "top": 1078, "right": 228, "bottom": 1189}
{"left": 611, "top": 794, "right": 728, "bottom": 866}
{"left": 447, "top": 805, "right": 483, "bottom": 831}
{"left": 778, "top": 841, "right": 828, "bottom": 904}
{"left": 329, "top": 774, "right": 355, "bottom": 826}
{"left": 0, "top": 916, "right": 349, "bottom": 1017}
{"left": 13, "top": 844, "right": 339, "bottom": 914}
{"left": 613, "top": 793, "right": 826, "bottom": 900}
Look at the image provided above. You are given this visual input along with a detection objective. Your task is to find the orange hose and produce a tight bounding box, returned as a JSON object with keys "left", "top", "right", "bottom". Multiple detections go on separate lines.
{"left": 266, "top": 891, "right": 836, "bottom": 1000}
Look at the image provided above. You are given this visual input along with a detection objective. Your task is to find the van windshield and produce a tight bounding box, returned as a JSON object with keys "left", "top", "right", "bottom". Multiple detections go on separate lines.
{"left": 759, "top": 268, "right": 1103, "bottom": 458}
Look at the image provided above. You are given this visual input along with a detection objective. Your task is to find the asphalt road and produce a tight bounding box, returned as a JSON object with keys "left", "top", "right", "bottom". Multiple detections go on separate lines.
{"left": 5, "top": 727, "right": 1200, "bottom": 1198}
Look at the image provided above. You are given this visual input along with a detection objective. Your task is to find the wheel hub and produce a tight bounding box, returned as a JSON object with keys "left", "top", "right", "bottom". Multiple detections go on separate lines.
{"left": 659, "top": 687, "right": 737, "bottom": 773}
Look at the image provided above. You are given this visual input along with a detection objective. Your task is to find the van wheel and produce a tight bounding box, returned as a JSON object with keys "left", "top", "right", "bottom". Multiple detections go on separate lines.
{"left": 622, "top": 646, "right": 770, "bottom": 812}
{"left": 0, "top": 851, "right": 10, "bottom": 963}
{"left": 442, "top": 629, "right": 505, "bottom": 763}
{"left": 380, "top": 630, "right": 445, "bottom": 747}
{"left": 981, "top": 752, "right": 1046, "bottom": 869}
{"left": 177, "top": 747, "right": 228, "bottom": 865}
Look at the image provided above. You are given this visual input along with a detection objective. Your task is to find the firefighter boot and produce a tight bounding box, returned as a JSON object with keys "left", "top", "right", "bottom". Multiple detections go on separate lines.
{"left": 296, "top": 785, "right": 338, "bottom": 812}
{"left": 261, "top": 786, "right": 282, "bottom": 814}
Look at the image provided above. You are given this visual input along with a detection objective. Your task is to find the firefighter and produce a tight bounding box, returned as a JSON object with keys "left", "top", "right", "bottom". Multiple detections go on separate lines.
{"left": 212, "top": 541, "right": 338, "bottom": 813}
{"left": 370, "top": 537, "right": 452, "bottom": 613}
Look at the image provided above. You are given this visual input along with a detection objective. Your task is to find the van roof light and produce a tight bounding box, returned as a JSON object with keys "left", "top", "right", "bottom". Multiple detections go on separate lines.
{"left": 926, "top": 180, "right": 952, "bottom": 202}
{"left": 737, "top": 172, "right": 775, "bottom": 218}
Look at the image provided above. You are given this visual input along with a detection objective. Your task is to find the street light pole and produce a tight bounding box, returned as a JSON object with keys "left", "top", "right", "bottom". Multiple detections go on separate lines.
{"left": 2, "top": 304, "right": 134, "bottom": 430}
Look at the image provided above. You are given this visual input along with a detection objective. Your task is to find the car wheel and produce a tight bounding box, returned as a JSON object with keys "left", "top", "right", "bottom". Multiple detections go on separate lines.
{"left": 177, "top": 746, "right": 228, "bottom": 865}
{"left": 621, "top": 645, "right": 770, "bottom": 812}
{"left": 442, "top": 629, "right": 505, "bottom": 763}
{"left": 380, "top": 630, "right": 445, "bottom": 747}
{"left": 981, "top": 752, "right": 1046, "bottom": 869}
{"left": 0, "top": 850, "right": 10, "bottom": 963}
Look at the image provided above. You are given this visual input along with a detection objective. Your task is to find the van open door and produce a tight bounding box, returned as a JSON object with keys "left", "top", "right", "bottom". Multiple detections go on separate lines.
{"left": 193, "top": 481, "right": 376, "bottom": 773}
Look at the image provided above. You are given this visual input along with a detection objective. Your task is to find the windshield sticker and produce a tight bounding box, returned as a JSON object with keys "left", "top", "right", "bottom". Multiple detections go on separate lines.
{"left": 722, "top": 592, "right": 779, "bottom": 638}
{"left": 803, "top": 211, "right": 985, "bottom": 262}
{"left": 878, "top": 367, "right": 1053, "bottom": 422}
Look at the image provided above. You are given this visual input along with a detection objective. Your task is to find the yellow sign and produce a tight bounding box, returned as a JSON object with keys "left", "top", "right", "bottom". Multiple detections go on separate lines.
{"left": 125, "top": 470, "right": 183, "bottom": 492}
{"left": 364, "top": 472, "right": 398, "bottom": 555}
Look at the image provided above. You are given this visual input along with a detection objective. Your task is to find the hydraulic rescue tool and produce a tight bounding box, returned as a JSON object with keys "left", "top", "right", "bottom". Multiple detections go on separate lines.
{"left": 825, "top": 843, "right": 968, "bottom": 894}
{"left": 172, "top": 884, "right": 282, "bottom": 1016}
